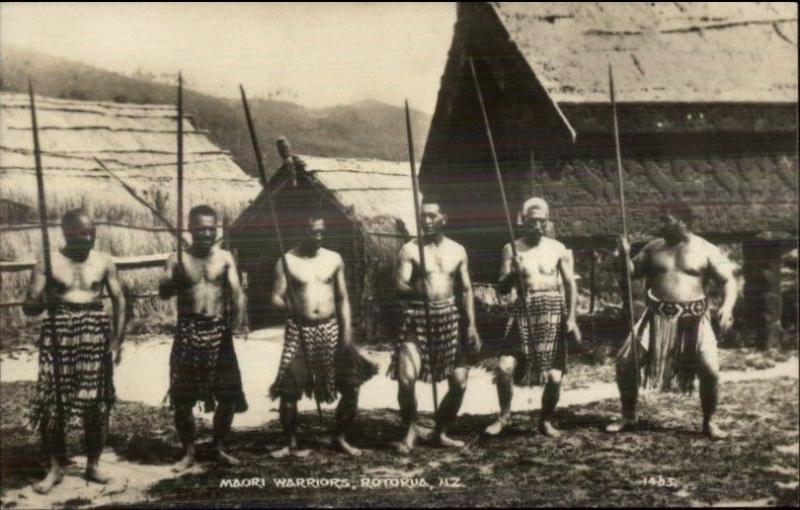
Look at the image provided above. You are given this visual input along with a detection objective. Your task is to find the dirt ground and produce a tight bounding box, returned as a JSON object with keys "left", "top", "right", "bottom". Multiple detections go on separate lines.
{"left": 1, "top": 344, "right": 798, "bottom": 508}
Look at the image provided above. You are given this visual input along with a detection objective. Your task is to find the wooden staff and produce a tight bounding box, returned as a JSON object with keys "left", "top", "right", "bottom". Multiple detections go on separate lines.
{"left": 609, "top": 64, "right": 639, "bottom": 385}
{"left": 404, "top": 100, "right": 438, "bottom": 415}
{"left": 239, "top": 85, "right": 323, "bottom": 425}
{"left": 29, "top": 80, "right": 66, "bottom": 439}
{"left": 176, "top": 73, "right": 185, "bottom": 267}
{"left": 468, "top": 57, "right": 534, "bottom": 346}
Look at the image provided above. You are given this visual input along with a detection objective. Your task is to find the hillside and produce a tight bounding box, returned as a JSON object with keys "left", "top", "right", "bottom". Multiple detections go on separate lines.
{"left": 0, "top": 47, "right": 430, "bottom": 176}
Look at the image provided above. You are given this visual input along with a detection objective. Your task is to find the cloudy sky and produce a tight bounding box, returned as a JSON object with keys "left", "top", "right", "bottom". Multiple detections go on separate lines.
{"left": 1, "top": 2, "right": 456, "bottom": 113}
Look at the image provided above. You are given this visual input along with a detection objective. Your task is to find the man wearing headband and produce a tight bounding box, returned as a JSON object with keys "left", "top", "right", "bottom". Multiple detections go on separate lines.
{"left": 485, "top": 197, "right": 580, "bottom": 438}
{"left": 606, "top": 201, "right": 736, "bottom": 439}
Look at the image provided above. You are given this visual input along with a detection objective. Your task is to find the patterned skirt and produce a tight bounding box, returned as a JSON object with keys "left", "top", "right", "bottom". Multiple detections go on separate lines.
{"left": 617, "top": 291, "right": 715, "bottom": 393}
{"left": 503, "top": 291, "right": 566, "bottom": 386}
{"left": 270, "top": 317, "right": 377, "bottom": 404}
{"left": 30, "top": 302, "right": 115, "bottom": 432}
{"left": 389, "top": 297, "right": 463, "bottom": 384}
{"left": 168, "top": 314, "right": 248, "bottom": 413}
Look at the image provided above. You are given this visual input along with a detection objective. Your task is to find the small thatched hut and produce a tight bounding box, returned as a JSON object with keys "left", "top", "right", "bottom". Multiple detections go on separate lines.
{"left": 0, "top": 91, "right": 260, "bottom": 333}
{"left": 420, "top": 2, "right": 798, "bottom": 346}
{"left": 230, "top": 151, "right": 416, "bottom": 341}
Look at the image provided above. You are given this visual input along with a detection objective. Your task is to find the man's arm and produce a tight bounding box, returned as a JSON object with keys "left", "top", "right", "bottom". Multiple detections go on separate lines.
{"left": 498, "top": 243, "right": 519, "bottom": 295}
{"left": 707, "top": 243, "right": 737, "bottom": 332}
{"left": 104, "top": 256, "right": 126, "bottom": 364}
{"left": 458, "top": 245, "right": 481, "bottom": 349}
{"left": 225, "top": 251, "right": 247, "bottom": 330}
{"left": 270, "top": 257, "right": 289, "bottom": 311}
{"left": 22, "top": 257, "right": 47, "bottom": 317}
{"left": 158, "top": 253, "right": 179, "bottom": 299}
{"left": 557, "top": 246, "right": 581, "bottom": 340}
{"left": 396, "top": 243, "right": 417, "bottom": 297}
{"left": 334, "top": 255, "right": 353, "bottom": 345}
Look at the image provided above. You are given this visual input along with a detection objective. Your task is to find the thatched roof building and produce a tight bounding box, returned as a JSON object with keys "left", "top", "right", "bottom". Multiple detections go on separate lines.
{"left": 230, "top": 153, "right": 415, "bottom": 338}
{"left": 420, "top": 2, "right": 798, "bottom": 346}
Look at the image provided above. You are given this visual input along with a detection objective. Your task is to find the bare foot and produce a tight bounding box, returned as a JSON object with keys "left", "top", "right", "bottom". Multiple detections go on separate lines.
{"left": 290, "top": 448, "right": 312, "bottom": 458}
{"left": 390, "top": 441, "right": 413, "bottom": 455}
{"left": 484, "top": 415, "right": 510, "bottom": 436}
{"left": 538, "top": 421, "right": 561, "bottom": 438}
{"left": 435, "top": 432, "right": 466, "bottom": 448}
{"left": 270, "top": 446, "right": 292, "bottom": 459}
{"left": 171, "top": 453, "right": 196, "bottom": 473}
{"left": 84, "top": 465, "right": 112, "bottom": 485}
{"left": 703, "top": 422, "right": 728, "bottom": 440}
{"left": 211, "top": 448, "right": 240, "bottom": 466}
{"left": 32, "top": 468, "right": 63, "bottom": 494}
{"left": 606, "top": 417, "right": 638, "bottom": 433}
{"left": 333, "top": 436, "right": 362, "bottom": 457}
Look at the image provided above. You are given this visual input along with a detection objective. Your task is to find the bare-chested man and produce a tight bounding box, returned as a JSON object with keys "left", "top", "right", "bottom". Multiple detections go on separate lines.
{"left": 24, "top": 209, "right": 126, "bottom": 493}
{"left": 390, "top": 199, "right": 481, "bottom": 453}
{"left": 159, "top": 205, "right": 248, "bottom": 471}
{"left": 269, "top": 213, "right": 377, "bottom": 457}
{"left": 606, "top": 202, "right": 736, "bottom": 439}
{"left": 485, "top": 198, "right": 581, "bottom": 438}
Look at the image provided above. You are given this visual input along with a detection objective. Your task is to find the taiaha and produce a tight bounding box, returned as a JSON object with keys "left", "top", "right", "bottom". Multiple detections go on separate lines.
{"left": 176, "top": 73, "right": 185, "bottom": 267}
{"left": 239, "top": 85, "right": 323, "bottom": 425}
{"left": 608, "top": 64, "right": 640, "bottom": 386}
{"left": 468, "top": 57, "right": 534, "bottom": 345}
{"left": 29, "top": 79, "right": 66, "bottom": 438}
{"left": 404, "top": 100, "right": 438, "bottom": 415}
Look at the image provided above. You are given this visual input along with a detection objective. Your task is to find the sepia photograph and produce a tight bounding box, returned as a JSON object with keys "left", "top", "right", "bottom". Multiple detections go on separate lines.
{"left": 0, "top": 2, "right": 798, "bottom": 508}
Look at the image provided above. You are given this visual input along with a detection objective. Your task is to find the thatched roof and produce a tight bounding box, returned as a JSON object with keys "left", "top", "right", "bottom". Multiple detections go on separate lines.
{"left": 493, "top": 2, "right": 798, "bottom": 105}
{"left": 0, "top": 91, "right": 260, "bottom": 227}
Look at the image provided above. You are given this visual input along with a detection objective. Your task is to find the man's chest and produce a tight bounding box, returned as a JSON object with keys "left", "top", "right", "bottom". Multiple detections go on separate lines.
{"left": 418, "top": 246, "right": 460, "bottom": 275}
{"left": 519, "top": 248, "right": 559, "bottom": 276}
{"left": 185, "top": 255, "right": 227, "bottom": 284}
{"left": 289, "top": 256, "right": 336, "bottom": 285}
{"left": 52, "top": 255, "right": 105, "bottom": 290}
{"left": 650, "top": 246, "right": 706, "bottom": 276}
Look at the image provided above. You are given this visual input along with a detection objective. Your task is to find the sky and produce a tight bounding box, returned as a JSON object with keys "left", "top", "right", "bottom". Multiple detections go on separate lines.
{"left": 0, "top": 2, "right": 456, "bottom": 113}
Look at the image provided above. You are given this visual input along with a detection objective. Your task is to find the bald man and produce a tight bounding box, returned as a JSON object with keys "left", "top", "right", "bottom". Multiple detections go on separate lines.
{"left": 485, "top": 198, "right": 581, "bottom": 438}
{"left": 24, "top": 209, "right": 126, "bottom": 493}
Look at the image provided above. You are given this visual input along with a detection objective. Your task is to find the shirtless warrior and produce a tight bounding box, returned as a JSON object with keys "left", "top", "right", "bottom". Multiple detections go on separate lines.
{"left": 485, "top": 198, "right": 581, "bottom": 438}
{"left": 159, "top": 205, "right": 248, "bottom": 471}
{"left": 24, "top": 210, "right": 126, "bottom": 493}
{"left": 391, "top": 199, "right": 481, "bottom": 452}
{"left": 269, "top": 213, "right": 378, "bottom": 457}
{"left": 606, "top": 202, "right": 736, "bottom": 439}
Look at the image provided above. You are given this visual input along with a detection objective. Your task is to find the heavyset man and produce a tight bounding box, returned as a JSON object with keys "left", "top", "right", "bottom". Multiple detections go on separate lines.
{"left": 159, "top": 204, "right": 248, "bottom": 471}
{"left": 606, "top": 202, "right": 736, "bottom": 439}
{"left": 24, "top": 209, "right": 126, "bottom": 493}
{"left": 484, "top": 198, "right": 581, "bottom": 438}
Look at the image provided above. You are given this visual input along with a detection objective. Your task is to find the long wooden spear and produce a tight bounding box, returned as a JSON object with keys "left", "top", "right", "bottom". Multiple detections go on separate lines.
{"left": 609, "top": 64, "right": 640, "bottom": 386}
{"left": 468, "top": 57, "right": 534, "bottom": 351}
{"left": 29, "top": 79, "right": 66, "bottom": 439}
{"left": 176, "top": 73, "right": 185, "bottom": 267}
{"left": 404, "top": 100, "right": 438, "bottom": 415}
{"left": 239, "top": 85, "right": 323, "bottom": 425}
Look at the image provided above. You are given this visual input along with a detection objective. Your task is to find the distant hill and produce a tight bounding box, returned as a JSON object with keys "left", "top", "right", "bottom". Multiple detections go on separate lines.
{"left": 0, "top": 46, "right": 431, "bottom": 176}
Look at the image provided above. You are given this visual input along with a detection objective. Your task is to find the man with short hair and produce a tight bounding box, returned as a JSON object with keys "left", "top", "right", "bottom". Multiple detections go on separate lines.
{"left": 24, "top": 209, "right": 126, "bottom": 493}
{"left": 390, "top": 198, "right": 481, "bottom": 452}
{"left": 606, "top": 202, "right": 736, "bottom": 439}
{"left": 270, "top": 213, "right": 377, "bottom": 457}
{"left": 159, "top": 204, "right": 248, "bottom": 471}
{"left": 485, "top": 198, "right": 581, "bottom": 438}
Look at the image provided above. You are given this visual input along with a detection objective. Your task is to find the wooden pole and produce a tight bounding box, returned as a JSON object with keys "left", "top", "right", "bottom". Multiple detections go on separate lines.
{"left": 239, "top": 85, "right": 323, "bottom": 424}
{"left": 404, "top": 99, "right": 439, "bottom": 415}
{"left": 609, "top": 64, "right": 640, "bottom": 386}
{"left": 176, "top": 73, "right": 184, "bottom": 267}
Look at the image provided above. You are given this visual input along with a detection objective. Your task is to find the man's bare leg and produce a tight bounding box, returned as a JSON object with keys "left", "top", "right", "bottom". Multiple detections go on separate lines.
{"left": 33, "top": 417, "right": 64, "bottom": 494}
{"left": 486, "top": 356, "right": 515, "bottom": 435}
{"left": 698, "top": 347, "right": 726, "bottom": 440}
{"left": 211, "top": 401, "right": 239, "bottom": 465}
{"left": 539, "top": 369, "right": 562, "bottom": 437}
{"left": 434, "top": 367, "right": 468, "bottom": 448}
{"left": 271, "top": 396, "right": 303, "bottom": 458}
{"left": 333, "top": 387, "right": 361, "bottom": 456}
{"left": 84, "top": 408, "right": 111, "bottom": 483}
{"left": 607, "top": 354, "right": 640, "bottom": 433}
{"left": 172, "top": 404, "right": 196, "bottom": 472}
{"left": 393, "top": 343, "right": 420, "bottom": 454}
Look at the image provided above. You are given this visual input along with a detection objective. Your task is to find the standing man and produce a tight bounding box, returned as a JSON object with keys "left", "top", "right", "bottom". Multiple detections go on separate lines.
{"left": 484, "top": 198, "right": 581, "bottom": 438}
{"left": 269, "top": 213, "right": 377, "bottom": 457}
{"left": 606, "top": 202, "right": 736, "bottom": 439}
{"left": 25, "top": 209, "right": 126, "bottom": 493}
{"left": 390, "top": 198, "right": 481, "bottom": 453}
{"left": 159, "top": 204, "right": 248, "bottom": 471}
